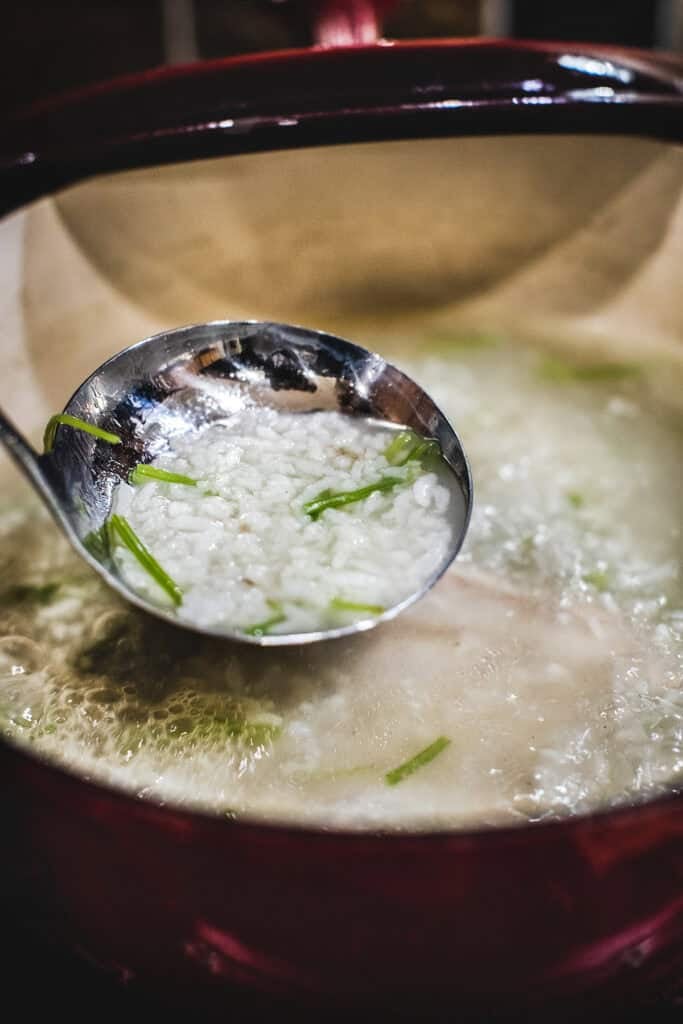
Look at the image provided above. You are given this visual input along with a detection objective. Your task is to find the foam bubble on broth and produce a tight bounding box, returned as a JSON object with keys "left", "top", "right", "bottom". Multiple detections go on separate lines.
{"left": 1, "top": 334, "right": 682, "bottom": 830}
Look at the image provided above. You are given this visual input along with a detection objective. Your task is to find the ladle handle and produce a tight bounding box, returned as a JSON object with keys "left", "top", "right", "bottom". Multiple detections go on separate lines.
{"left": 0, "top": 408, "right": 68, "bottom": 528}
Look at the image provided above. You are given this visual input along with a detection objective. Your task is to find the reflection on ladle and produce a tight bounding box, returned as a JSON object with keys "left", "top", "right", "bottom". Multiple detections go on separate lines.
{"left": 0, "top": 321, "right": 472, "bottom": 645}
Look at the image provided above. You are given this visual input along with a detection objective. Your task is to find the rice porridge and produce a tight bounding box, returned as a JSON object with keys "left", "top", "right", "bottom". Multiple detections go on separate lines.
{"left": 111, "top": 410, "right": 455, "bottom": 635}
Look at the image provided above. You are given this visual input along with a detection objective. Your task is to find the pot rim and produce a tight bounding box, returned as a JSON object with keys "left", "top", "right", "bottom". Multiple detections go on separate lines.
{"left": 1, "top": 37, "right": 682, "bottom": 216}
{"left": 3, "top": 694, "right": 681, "bottom": 848}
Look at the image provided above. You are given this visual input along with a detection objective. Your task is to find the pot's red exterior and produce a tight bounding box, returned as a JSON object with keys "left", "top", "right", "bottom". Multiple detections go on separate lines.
{"left": 4, "top": 738, "right": 683, "bottom": 1011}
{"left": 2, "top": 38, "right": 682, "bottom": 216}
{"left": 1, "top": 36, "right": 683, "bottom": 1011}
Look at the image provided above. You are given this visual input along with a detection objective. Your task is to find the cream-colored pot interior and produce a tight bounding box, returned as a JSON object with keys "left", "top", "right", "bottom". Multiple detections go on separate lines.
{"left": 1, "top": 134, "right": 682, "bottom": 449}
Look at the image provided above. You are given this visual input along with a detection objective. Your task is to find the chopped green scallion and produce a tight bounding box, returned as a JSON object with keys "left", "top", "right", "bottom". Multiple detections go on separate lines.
{"left": 129, "top": 464, "right": 197, "bottom": 487}
{"left": 385, "top": 736, "right": 451, "bottom": 786}
{"left": 304, "top": 476, "right": 403, "bottom": 520}
{"left": 0, "top": 582, "right": 61, "bottom": 606}
{"left": 574, "top": 363, "right": 641, "bottom": 381}
{"left": 83, "top": 523, "right": 110, "bottom": 561}
{"left": 384, "top": 430, "right": 419, "bottom": 466}
{"left": 108, "top": 514, "right": 182, "bottom": 607}
{"left": 244, "top": 600, "right": 286, "bottom": 637}
{"left": 567, "top": 492, "right": 585, "bottom": 509}
{"left": 539, "top": 357, "right": 641, "bottom": 384}
{"left": 384, "top": 429, "right": 440, "bottom": 468}
{"left": 582, "top": 570, "right": 609, "bottom": 593}
{"left": 330, "top": 598, "right": 385, "bottom": 616}
{"left": 240, "top": 721, "right": 283, "bottom": 746}
{"left": 43, "top": 414, "right": 121, "bottom": 454}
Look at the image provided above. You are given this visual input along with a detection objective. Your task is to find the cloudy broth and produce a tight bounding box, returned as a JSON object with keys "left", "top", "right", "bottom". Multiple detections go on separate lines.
{"left": 1, "top": 332, "right": 682, "bottom": 830}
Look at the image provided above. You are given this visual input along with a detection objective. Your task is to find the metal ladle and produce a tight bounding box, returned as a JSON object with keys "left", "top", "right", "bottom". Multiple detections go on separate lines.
{"left": 0, "top": 321, "right": 472, "bottom": 645}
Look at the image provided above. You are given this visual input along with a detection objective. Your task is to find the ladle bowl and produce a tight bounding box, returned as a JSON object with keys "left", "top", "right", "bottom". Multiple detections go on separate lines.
{"left": 0, "top": 320, "right": 472, "bottom": 644}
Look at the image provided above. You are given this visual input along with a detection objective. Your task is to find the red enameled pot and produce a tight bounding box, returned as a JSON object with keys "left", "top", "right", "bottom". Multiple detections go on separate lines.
{"left": 1, "top": 2, "right": 682, "bottom": 1014}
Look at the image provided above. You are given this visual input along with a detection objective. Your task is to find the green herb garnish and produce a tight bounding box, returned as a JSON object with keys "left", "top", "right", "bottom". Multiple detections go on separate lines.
{"left": 289, "top": 761, "right": 381, "bottom": 786}
{"left": 304, "top": 476, "right": 403, "bottom": 520}
{"left": 539, "top": 358, "right": 641, "bottom": 384}
{"left": 384, "top": 431, "right": 419, "bottom": 466}
{"left": 567, "top": 491, "right": 585, "bottom": 509}
{"left": 115, "top": 708, "right": 282, "bottom": 756}
{"left": 582, "top": 570, "right": 609, "bottom": 593}
{"left": 385, "top": 736, "right": 451, "bottom": 786}
{"left": 384, "top": 429, "right": 440, "bottom": 468}
{"left": 0, "top": 582, "right": 61, "bottom": 606}
{"left": 330, "top": 598, "right": 385, "bottom": 616}
{"left": 83, "top": 523, "right": 110, "bottom": 561}
{"left": 244, "top": 600, "right": 286, "bottom": 637}
{"left": 43, "top": 414, "right": 121, "bottom": 454}
{"left": 129, "top": 464, "right": 197, "bottom": 487}
{"left": 172, "top": 713, "right": 282, "bottom": 747}
{"left": 574, "top": 363, "right": 641, "bottom": 381}
{"left": 108, "top": 514, "right": 182, "bottom": 607}
{"left": 239, "top": 721, "right": 283, "bottom": 745}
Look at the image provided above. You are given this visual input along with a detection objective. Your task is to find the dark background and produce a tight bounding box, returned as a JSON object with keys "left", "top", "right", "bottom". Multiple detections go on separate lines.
{"left": 5, "top": 925, "right": 683, "bottom": 1024}
{"left": 2, "top": 1, "right": 682, "bottom": 117}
